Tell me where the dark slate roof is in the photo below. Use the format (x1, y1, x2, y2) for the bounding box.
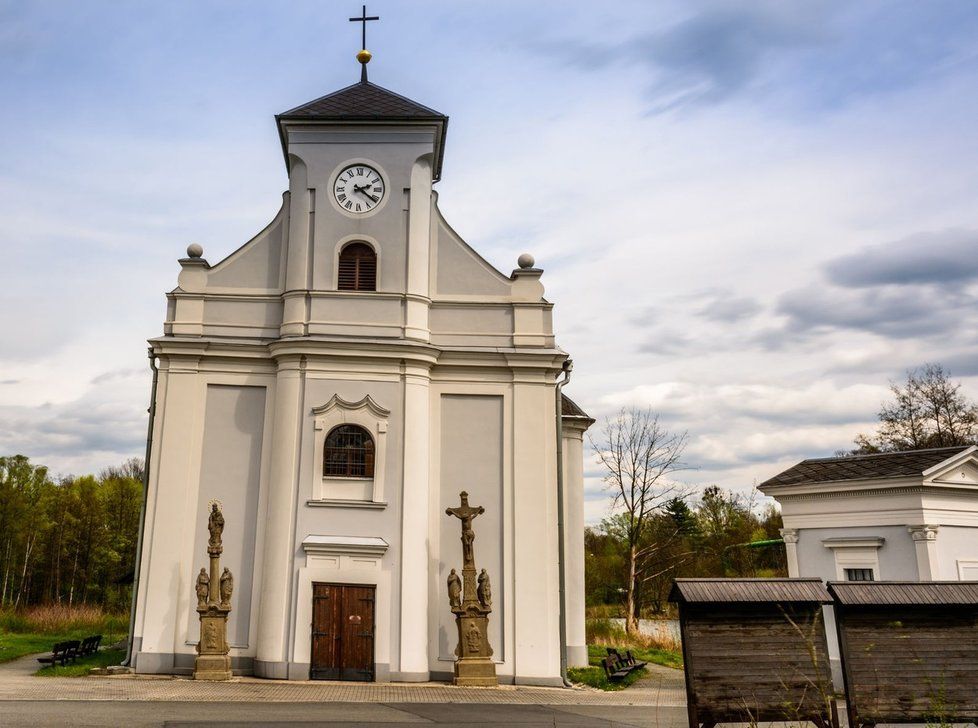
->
(669, 578, 832, 604)
(829, 581, 978, 607)
(278, 80, 446, 121)
(759, 446, 972, 488)
(560, 394, 593, 421)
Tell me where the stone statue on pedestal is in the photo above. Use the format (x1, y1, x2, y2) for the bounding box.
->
(477, 569, 492, 610)
(220, 567, 234, 608)
(195, 569, 210, 609)
(193, 502, 232, 681)
(207, 503, 224, 551)
(447, 569, 462, 609)
(445, 491, 498, 686)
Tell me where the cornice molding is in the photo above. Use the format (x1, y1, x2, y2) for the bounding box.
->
(301, 534, 389, 557)
(311, 394, 390, 419)
(777, 486, 924, 502)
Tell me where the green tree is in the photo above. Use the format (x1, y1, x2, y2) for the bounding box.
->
(0, 455, 143, 609)
(853, 363, 978, 453)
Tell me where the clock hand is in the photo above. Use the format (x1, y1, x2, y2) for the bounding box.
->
(353, 186, 379, 203)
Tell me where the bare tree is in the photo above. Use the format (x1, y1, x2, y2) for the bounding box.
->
(589, 407, 688, 633)
(853, 364, 978, 453)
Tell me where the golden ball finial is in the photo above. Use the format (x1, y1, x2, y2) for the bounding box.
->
(357, 49, 372, 64)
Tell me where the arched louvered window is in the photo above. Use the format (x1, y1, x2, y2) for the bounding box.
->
(323, 424, 375, 478)
(337, 242, 377, 291)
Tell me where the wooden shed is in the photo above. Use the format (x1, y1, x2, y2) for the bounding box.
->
(669, 578, 837, 728)
(828, 581, 978, 727)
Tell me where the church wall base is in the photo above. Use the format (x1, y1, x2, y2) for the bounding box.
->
(429, 670, 562, 687)
(391, 669, 427, 682)
(254, 659, 289, 679)
(567, 644, 588, 668)
(134, 652, 254, 676)
(514, 675, 566, 687)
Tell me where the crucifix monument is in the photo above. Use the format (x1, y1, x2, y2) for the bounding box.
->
(445, 491, 497, 686)
(193, 502, 233, 680)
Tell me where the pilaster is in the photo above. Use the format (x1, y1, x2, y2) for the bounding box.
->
(561, 420, 589, 668)
(404, 157, 432, 341)
(398, 361, 432, 679)
(134, 359, 201, 672)
(908, 524, 940, 581)
(254, 355, 304, 677)
(781, 528, 800, 577)
(281, 161, 311, 337)
(512, 368, 560, 683)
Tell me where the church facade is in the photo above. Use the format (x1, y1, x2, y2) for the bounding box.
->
(130, 65, 592, 685)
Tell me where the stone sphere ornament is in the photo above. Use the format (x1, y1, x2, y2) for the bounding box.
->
(187, 243, 204, 259)
(517, 253, 535, 269)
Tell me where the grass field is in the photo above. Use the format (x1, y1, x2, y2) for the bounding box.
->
(35, 648, 126, 677)
(567, 618, 684, 691)
(0, 605, 128, 664)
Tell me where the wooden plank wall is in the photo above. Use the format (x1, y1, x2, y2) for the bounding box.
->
(839, 607, 978, 722)
(683, 605, 834, 723)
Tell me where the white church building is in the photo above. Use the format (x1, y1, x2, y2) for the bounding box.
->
(129, 55, 592, 684)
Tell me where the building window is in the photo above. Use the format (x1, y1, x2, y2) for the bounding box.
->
(323, 425, 375, 478)
(844, 568, 875, 582)
(337, 242, 377, 291)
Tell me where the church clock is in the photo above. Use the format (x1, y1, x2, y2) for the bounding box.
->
(333, 163, 386, 213)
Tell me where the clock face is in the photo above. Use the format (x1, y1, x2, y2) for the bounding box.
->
(333, 164, 385, 214)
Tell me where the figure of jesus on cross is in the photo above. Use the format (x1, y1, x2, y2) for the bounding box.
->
(446, 491, 484, 571)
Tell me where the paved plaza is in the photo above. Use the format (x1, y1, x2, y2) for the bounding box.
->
(0, 654, 687, 727)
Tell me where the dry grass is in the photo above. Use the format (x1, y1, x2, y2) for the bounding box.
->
(586, 617, 682, 654)
(0, 604, 128, 637)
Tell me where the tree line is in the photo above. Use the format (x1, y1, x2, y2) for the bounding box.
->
(0, 456, 143, 612)
(589, 363, 978, 632)
(586, 407, 786, 630)
(584, 480, 785, 626)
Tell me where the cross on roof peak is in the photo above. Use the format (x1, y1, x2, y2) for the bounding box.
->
(349, 5, 380, 83)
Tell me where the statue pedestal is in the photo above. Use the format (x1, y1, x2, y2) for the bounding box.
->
(194, 606, 232, 680)
(452, 610, 497, 687)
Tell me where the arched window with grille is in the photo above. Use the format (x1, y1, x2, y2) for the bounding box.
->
(323, 424, 375, 478)
(337, 242, 377, 291)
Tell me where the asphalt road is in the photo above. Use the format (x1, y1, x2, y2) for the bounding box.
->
(0, 701, 690, 727)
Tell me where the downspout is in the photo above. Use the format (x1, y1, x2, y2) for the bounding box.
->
(122, 348, 158, 667)
(555, 358, 573, 687)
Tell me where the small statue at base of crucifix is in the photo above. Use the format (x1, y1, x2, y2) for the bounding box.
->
(193, 502, 233, 681)
(445, 491, 498, 687)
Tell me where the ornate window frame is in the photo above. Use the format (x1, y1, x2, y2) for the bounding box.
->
(310, 395, 389, 507)
(823, 537, 883, 581)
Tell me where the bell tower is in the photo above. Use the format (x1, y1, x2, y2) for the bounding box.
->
(274, 31, 448, 342)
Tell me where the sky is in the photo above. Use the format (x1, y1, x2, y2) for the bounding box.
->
(1, 1, 978, 524)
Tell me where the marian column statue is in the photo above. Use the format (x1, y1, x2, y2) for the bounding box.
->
(445, 491, 497, 686)
(193, 502, 232, 681)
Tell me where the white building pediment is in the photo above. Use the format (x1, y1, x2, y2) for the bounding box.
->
(923, 446, 978, 487)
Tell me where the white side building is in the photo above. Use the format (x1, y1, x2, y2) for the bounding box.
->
(129, 64, 593, 684)
(759, 445, 978, 583)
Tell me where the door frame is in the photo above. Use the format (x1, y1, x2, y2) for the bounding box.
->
(310, 581, 376, 682)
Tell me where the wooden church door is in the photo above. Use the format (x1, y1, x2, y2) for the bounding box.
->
(311, 583, 375, 681)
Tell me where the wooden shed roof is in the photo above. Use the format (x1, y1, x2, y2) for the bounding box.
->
(828, 581, 978, 606)
(669, 578, 832, 604)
